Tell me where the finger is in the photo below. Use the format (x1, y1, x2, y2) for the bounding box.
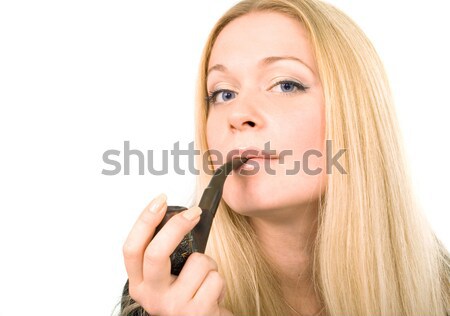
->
(122, 193, 168, 285)
(142, 206, 202, 284)
(171, 252, 219, 301)
(191, 270, 225, 306)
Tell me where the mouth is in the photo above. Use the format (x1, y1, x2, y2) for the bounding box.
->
(230, 146, 278, 159)
(228, 146, 279, 170)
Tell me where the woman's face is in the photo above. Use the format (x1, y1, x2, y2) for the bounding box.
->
(206, 12, 326, 218)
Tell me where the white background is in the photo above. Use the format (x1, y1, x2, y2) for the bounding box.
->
(0, 1, 448, 315)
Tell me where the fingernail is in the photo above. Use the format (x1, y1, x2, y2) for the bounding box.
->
(182, 206, 202, 221)
(149, 193, 167, 213)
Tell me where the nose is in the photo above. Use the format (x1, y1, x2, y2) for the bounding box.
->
(227, 93, 264, 132)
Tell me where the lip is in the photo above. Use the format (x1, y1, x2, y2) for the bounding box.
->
(229, 146, 278, 162)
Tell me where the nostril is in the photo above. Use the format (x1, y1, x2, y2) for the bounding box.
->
(245, 121, 256, 127)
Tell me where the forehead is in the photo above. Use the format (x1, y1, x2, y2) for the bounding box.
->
(208, 11, 316, 73)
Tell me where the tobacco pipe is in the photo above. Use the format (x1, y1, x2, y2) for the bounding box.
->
(121, 157, 248, 312)
(155, 156, 248, 275)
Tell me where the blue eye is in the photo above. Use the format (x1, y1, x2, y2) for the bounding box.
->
(280, 82, 296, 92)
(272, 80, 308, 94)
(206, 89, 237, 105)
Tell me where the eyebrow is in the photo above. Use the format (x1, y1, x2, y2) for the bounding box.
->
(207, 55, 315, 77)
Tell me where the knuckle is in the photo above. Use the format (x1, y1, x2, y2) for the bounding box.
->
(189, 252, 207, 264)
(208, 256, 219, 271)
(129, 284, 160, 314)
(207, 270, 224, 286)
(122, 242, 139, 259)
(143, 245, 161, 266)
(127, 284, 141, 302)
(139, 212, 154, 225)
(188, 252, 203, 260)
(188, 253, 218, 271)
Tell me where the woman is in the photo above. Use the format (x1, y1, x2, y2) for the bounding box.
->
(119, 0, 450, 315)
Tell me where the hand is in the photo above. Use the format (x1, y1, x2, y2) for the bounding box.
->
(123, 193, 234, 316)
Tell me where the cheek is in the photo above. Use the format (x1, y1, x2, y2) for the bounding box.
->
(206, 106, 228, 137)
(276, 105, 326, 184)
(284, 106, 325, 154)
(205, 114, 216, 149)
(206, 112, 228, 167)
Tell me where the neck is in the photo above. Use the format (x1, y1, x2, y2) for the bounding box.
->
(248, 201, 324, 316)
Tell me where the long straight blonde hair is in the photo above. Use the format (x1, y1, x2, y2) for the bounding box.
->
(193, 0, 449, 315)
(119, 0, 449, 315)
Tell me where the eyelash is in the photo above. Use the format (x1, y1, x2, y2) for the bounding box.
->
(273, 80, 309, 94)
(205, 89, 233, 105)
(205, 80, 309, 105)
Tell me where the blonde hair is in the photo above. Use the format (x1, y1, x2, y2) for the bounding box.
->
(119, 0, 450, 315)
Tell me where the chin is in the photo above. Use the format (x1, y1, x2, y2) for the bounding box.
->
(222, 180, 325, 218)
(222, 188, 284, 216)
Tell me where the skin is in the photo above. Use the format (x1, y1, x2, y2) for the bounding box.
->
(122, 11, 326, 316)
(123, 195, 233, 316)
(206, 12, 327, 315)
